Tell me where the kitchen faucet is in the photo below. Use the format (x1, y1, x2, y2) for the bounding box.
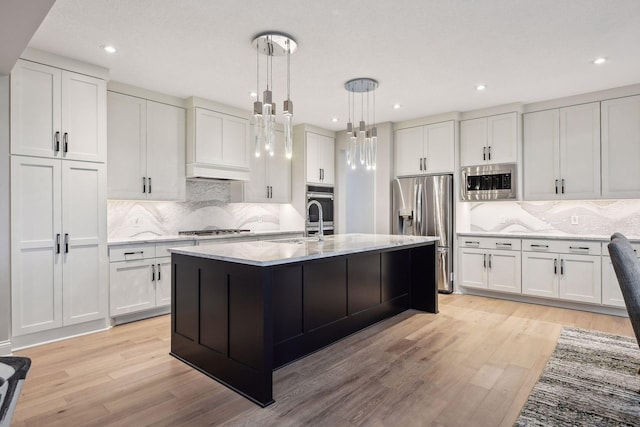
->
(306, 200, 324, 241)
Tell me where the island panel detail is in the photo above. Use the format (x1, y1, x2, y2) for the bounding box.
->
(170, 239, 436, 407)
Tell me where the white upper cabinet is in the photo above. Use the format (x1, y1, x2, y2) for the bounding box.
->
(460, 112, 518, 166)
(241, 127, 291, 203)
(11, 60, 106, 162)
(306, 132, 335, 185)
(186, 106, 250, 180)
(395, 121, 454, 176)
(523, 103, 600, 200)
(107, 92, 185, 201)
(601, 95, 640, 198)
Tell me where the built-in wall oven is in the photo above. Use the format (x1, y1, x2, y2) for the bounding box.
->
(461, 163, 517, 201)
(306, 185, 334, 236)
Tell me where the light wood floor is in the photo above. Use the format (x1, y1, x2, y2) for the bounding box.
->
(11, 294, 635, 427)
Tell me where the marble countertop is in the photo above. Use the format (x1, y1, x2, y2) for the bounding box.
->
(170, 233, 439, 267)
(456, 231, 640, 242)
(108, 230, 305, 246)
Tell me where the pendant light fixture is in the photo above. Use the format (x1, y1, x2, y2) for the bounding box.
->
(252, 32, 297, 159)
(345, 78, 378, 171)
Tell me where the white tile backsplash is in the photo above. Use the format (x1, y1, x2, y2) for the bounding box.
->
(466, 200, 640, 237)
(108, 180, 303, 239)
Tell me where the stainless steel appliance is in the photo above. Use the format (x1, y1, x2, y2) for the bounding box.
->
(306, 185, 334, 237)
(392, 175, 453, 293)
(460, 163, 517, 201)
(178, 228, 251, 236)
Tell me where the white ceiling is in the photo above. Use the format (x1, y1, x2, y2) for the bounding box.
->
(26, 0, 640, 131)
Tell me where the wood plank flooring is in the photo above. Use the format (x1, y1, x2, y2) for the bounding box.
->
(11, 294, 635, 426)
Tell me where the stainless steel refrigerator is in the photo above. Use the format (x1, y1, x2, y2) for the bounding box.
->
(392, 175, 453, 293)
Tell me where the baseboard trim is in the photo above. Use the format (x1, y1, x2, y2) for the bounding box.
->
(0, 340, 12, 355)
(461, 287, 629, 317)
(11, 318, 111, 351)
(111, 306, 170, 326)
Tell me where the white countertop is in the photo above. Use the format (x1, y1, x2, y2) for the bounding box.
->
(169, 233, 439, 267)
(108, 229, 305, 246)
(457, 231, 640, 242)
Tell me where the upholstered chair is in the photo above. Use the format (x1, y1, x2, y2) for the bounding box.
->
(608, 233, 640, 362)
(0, 357, 31, 427)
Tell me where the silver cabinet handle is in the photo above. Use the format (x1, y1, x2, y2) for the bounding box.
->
(561, 179, 565, 194)
(483, 146, 486, 161)
(423, 157, 427, 170)
(419, 158, 423, 171)
(157, 263, 161, 281)
(63, 132, 69, 153)
(148, 177, 152, 194)
(465, 240, 480, 247)
(569, 246, 590, 253)
(64, 233, 69, 253)
(496, 242, 512, 248)
(555, 179, 559, 194)
(270, 186, 273, 198)
(54, 131, 60, 153)
(487, 146, 491, 160)
(151, 264, 156, 282)
(554, 258, 557, 274)
(488, 254, 492, 269)
(142, 177, 146, 194)
(483, 253, 487, 268)
(531, 244, 549, 248)
(560, 259, 565, 275)
(266, 186, 270, 198)
(124, 251, 144, 256)
(56, 234, 61, 254)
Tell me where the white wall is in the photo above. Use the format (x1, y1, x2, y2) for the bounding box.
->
(336, 122, 393, 235)
(0, 75, 11, 352)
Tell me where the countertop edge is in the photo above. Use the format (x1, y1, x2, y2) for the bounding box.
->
(170, 236, 438, 267)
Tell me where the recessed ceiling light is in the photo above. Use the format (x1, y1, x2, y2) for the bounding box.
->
(393, 104, 401, 109)
(593, 57, 607, 65)
(101, 45, 117, 54)
(249, 92, 257, 98)
(476, 84, 487, 91)
(331, 117, 339, 123)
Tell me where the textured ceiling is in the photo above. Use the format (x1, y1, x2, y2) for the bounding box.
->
(27, 0, 640, 130)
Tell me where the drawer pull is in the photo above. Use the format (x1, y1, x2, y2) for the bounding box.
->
(569, 246, 590, 252)
(496, 242, 512, 247)
(465, 241, 480, 246)
(531, 244, 549, 249)
(124, 251, 144, 256)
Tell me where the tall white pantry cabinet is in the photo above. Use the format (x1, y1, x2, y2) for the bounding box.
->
(10, 58, 108, 339)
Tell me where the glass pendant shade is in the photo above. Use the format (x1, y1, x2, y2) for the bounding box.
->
(370, 126, 378, 170)
(253, 101, 263, 158)
(284, 99, 293, 159)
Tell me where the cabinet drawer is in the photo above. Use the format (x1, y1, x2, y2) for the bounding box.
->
(458, 236, 520, 250)
(522, 239, 601, 255)
(156, 240, 195, 257)
(109, 243, 155, 262)
(602, 241, 640, 256)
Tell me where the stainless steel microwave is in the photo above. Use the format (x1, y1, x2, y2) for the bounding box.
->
(461, 163, 517, 201)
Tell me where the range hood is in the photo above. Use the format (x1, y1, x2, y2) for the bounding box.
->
(186, 163, 249, 181)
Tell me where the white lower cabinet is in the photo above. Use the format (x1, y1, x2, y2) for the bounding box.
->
(600, 240, 640, 308)
(522, 240, 601, 304)
(109, 241, 194, 317)
(458, 237, 522, 294)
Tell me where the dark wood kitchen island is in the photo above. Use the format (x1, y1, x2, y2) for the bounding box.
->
(169, 233, 439, 406)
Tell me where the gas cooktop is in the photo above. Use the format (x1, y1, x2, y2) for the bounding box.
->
(178, 229, 251, 236)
